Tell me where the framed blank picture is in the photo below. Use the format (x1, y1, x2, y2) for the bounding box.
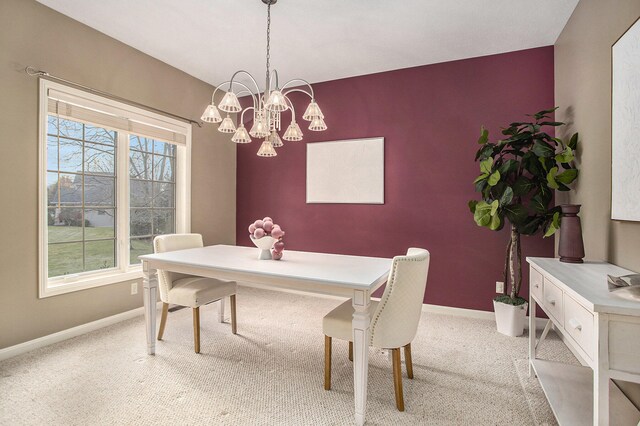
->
(306, 137, 384, 204)
(612, 17, 640, 221)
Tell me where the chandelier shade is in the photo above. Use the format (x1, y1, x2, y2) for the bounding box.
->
(218, 91, 242, 113)
(302, 101, 324, 121)
(201, 0, 327, 156)
(309, 117, 328, 131)
(283, 121, 303, 141)
(257, 139, 277, 157)
(231, 124, 252, 143)
(270, 130, 284, 148)
(249, 114, 270, 138)
(218, 116, 237, 133)
(201, 104, 222, 123)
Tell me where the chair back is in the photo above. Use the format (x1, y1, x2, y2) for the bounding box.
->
(370, 248, 430, 349)
(153, 233, 203, 302)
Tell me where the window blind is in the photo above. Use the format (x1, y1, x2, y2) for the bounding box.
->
(47, 89, 188, 145)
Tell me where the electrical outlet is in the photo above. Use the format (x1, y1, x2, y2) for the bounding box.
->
(496, 281, 504, 293)
(131, 282, 138, 295)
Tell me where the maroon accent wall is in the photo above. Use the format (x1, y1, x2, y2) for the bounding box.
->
(236, 46, 555, 312)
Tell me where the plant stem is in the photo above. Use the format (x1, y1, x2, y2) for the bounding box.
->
(509, 225, 522, 300)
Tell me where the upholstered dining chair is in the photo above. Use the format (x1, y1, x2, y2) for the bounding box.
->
(153, 233, 238, 353)
(322, 248, 430, 411)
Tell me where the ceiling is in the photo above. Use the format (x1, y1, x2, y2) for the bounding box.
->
(37, 0, 579, 90)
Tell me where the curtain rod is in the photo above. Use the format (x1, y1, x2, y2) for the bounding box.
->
(25, 66, 202, 127)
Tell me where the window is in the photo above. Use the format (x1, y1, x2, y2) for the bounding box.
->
(39, 80, 191, 297)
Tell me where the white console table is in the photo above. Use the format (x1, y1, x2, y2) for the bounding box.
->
(527, 257, 640, 426)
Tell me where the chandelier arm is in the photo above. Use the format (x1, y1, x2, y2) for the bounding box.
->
(281, 79, 315, 99)
(283, 94, 296, 120)
(240, 106, 256, 124)
(282, 87, 314, 100)
(268, 69, 280, 91)
(229, 70, 262, 97)
(211, 80, 258, 110)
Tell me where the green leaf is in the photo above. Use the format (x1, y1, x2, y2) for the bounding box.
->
(568, 132, 579, 150)
(531, 193, 549, 214)
(498, 159, 518, 176)
(499, 186, 513, 207)
(539, 121, 565, 126)
(555, 147, 574, 164)
(490, 200, 499, 216)
(546, 166, 559, 189)
(490, 213, 502, 231)
(480, 157, 493, 174)
(556, 169, 578, 184)
(504, 204, 528, 225)
(532, 140, 555, 157)
(513, 176, 536, 196)
(488, 170, 501, 186)
(473, 173, 489, 184)
(534, 107, 559, 120)
(475, 144, 493, 161)
(473, 201, 492, 227)
(468, 200, 478, 214)
(544, 212, 561, 237)
(477, 126, 489, 145)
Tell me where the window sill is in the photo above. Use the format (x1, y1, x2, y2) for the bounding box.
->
(40, 268, 144, 298)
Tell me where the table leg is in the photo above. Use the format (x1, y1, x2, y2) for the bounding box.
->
(218, 297, 225, 323)
(594, 313, 610, 425)
(142, 261, 158, 355)
(352, 289, 371, 426)
(529, 296, 537, 377)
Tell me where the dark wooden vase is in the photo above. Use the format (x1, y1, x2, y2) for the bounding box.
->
(558, 204, 585, 263)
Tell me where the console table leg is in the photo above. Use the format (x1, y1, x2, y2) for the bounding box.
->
(352, 289, 371, 426)
(529, 297, 537, 377)
(594, 313, 610, 425)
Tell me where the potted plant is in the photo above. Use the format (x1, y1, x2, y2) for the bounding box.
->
(469, 107, 579, 336)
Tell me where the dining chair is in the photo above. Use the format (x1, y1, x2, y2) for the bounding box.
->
(153, 233, 238, 353)
(322, 248, 430, 411)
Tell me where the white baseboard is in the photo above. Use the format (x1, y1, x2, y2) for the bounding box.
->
(0, 302, 162, 362)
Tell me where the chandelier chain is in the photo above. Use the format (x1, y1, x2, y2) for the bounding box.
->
(265, 3, 271, 89)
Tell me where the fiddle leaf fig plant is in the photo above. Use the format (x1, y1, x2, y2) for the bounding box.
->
(469, 107, 579, 305)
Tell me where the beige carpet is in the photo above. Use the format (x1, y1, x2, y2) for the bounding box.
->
(0, 287, 577, 425)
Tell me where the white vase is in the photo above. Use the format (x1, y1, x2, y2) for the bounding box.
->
(250, 236, 277, 260)
(493, 300, 528, 337)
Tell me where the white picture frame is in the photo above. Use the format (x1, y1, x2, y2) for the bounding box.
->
(306, 137, 384, 204)
(612, 17, 640, 221)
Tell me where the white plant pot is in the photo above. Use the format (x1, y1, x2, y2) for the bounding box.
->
(493, 300, 528, 337)
(250, 236, 277, 260)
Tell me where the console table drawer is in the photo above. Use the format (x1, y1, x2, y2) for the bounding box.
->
(563, 294, 594, 359)
(542, 278, 564, 326)
(530, 267, 543, 302)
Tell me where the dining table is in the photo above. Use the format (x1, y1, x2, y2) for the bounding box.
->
(140, 244, 391, 426)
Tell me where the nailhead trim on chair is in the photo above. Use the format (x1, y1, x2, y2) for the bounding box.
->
(369, 254, 428, 346)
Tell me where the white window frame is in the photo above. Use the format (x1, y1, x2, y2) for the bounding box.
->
(39, 80, 191, 298)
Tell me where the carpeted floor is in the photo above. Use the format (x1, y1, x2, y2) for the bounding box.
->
(0, 287, 578, 425)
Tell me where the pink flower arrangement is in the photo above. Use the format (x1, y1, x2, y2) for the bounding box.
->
(248, 216, 285, 260)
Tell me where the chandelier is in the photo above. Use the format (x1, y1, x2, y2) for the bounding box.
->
(201, 0, 327, 157)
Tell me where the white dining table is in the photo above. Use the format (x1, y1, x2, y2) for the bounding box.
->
(140, 244, 391, 426)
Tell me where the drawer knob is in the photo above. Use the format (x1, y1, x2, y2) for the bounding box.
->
(546, 298, 556, 306)
(568, 318, 582, 331)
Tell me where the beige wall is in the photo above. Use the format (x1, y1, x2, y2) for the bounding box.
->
(0, 0, 236, 349)
(555, 0, 640, 272)
(555, 0, 640, 408)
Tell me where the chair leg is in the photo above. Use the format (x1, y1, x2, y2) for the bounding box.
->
(157, 302, 169, 340)
(392, 348, 405, 411)
(348, 341, 353, 361)
(230, 295, 237, 335)
(193, 307, 200, 354)
(404, 343, 414, 379)
(324, 335, 332, 390)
